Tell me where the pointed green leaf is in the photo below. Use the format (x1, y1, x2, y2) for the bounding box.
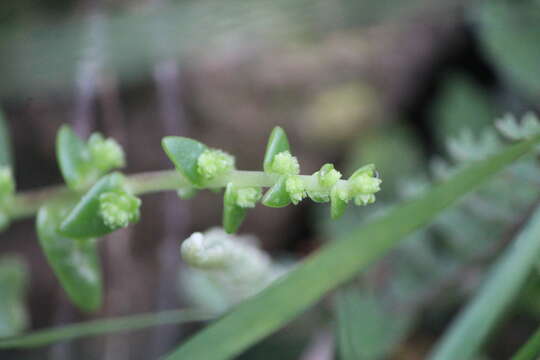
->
(0, 110, 12, 168)
(261, 176, 291, 208)
(37, 205, 102, 312)
(164, 134, 540, 360)
(60, 172, 127, 238)
(263, 127, 290, 173)
(56, 125, 93, 190)
(0, 256, 28, 337)
(222, 183, 247, 234)
(330, 187, 348, 219)
(162, 137, 208, 187)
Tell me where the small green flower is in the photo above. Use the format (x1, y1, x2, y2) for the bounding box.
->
(0, 167, 15, 203)
(197, 149, 235, 181)
(269, 151, 300, 175)
(316, 163, 342, 188)
(349, 173, 381, 195)
(236, 187, 262, 208)
(88, 133, 126, 172)
(285, 175, 306, 205)
(354, 193, 376, 206)
(99, 191, 141, 229)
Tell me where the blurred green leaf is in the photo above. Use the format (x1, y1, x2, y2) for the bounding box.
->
(37, 204, 102, 312)
(431, 73, 496, 144)
(56, 125, 92, 190)
(0, 110, 12, 168)
(263, 126, 290, 173)
(162, 137, 207, 187)
(428, 203, 540, 360)
(223, 183, 247, 233)
(262, 176, 291, 208)
(475, 0, 540, 97)
(512, 325, 540, 360)
(164, 134, 540, 360)
(0, 308, 213, 348)
(0, 256, 28, 338)
(335, 286, 411, 360)
(60, 172, 125, 238)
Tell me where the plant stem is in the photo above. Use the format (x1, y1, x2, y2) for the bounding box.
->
(8, 169, 348, 221)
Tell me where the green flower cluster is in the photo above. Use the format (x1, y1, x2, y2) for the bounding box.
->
(163, 126, 381, 233)
(99, 190, 141, 230)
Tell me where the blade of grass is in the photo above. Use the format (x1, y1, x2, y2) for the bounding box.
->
(0, 308, 213, 348)
(0, 109, 12, 167)
(512, 326, 540, 360)
(428, 204, 540, 360)
(164, 135, 540, 360)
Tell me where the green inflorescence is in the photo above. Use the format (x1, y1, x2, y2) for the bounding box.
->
(88, 133, 126, 173)
(269, 151, 300, 176)
(285, 175, 307, 205)
(99, 191, 141, 230)
(197, 149, 235, 181)
(236, 188, 262, 208)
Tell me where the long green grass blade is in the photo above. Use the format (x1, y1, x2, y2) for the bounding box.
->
(165, 135, 540, 360)
(512, 326, 540, 360)
(429, 204, 540, 360)
(0, 110, 12, 168)
(0, 308, 213, 348)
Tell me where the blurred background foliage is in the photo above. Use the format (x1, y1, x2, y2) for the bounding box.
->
(1, 0, 540, 359)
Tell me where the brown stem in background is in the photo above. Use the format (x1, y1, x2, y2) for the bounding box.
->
(149, 0, 191, 355)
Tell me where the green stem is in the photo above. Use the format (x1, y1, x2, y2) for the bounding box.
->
(8, 169, 348, 221)
(0, 308, 214, 348)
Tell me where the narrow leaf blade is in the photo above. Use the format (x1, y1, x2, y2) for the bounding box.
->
(0, 110, 12, 168)
(37, 205, 102, 312)
(162, 137, 207, 187)
(165, 135, 540, 360)
(428, 204, 540, 360)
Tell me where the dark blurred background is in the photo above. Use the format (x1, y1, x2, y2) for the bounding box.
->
(1, 0, 540, 359)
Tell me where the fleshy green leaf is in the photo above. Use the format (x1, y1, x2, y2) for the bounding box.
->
(56, 125, 93, 190)
(0, 256, 28, 337)
(60, 172, 131, 238)
(164, 134, 540, 360)
(162, 136, 208, 187)
(56, 125, 125, 190)
(37, 205, 102, 312)
(0, 110, 12, 168)
(428, 204, 540, 360)
(263, 127, 290, 173)
(261, 176, 291, 208)
(330, 187, 348, 219)
(222, 183, 247, 234)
